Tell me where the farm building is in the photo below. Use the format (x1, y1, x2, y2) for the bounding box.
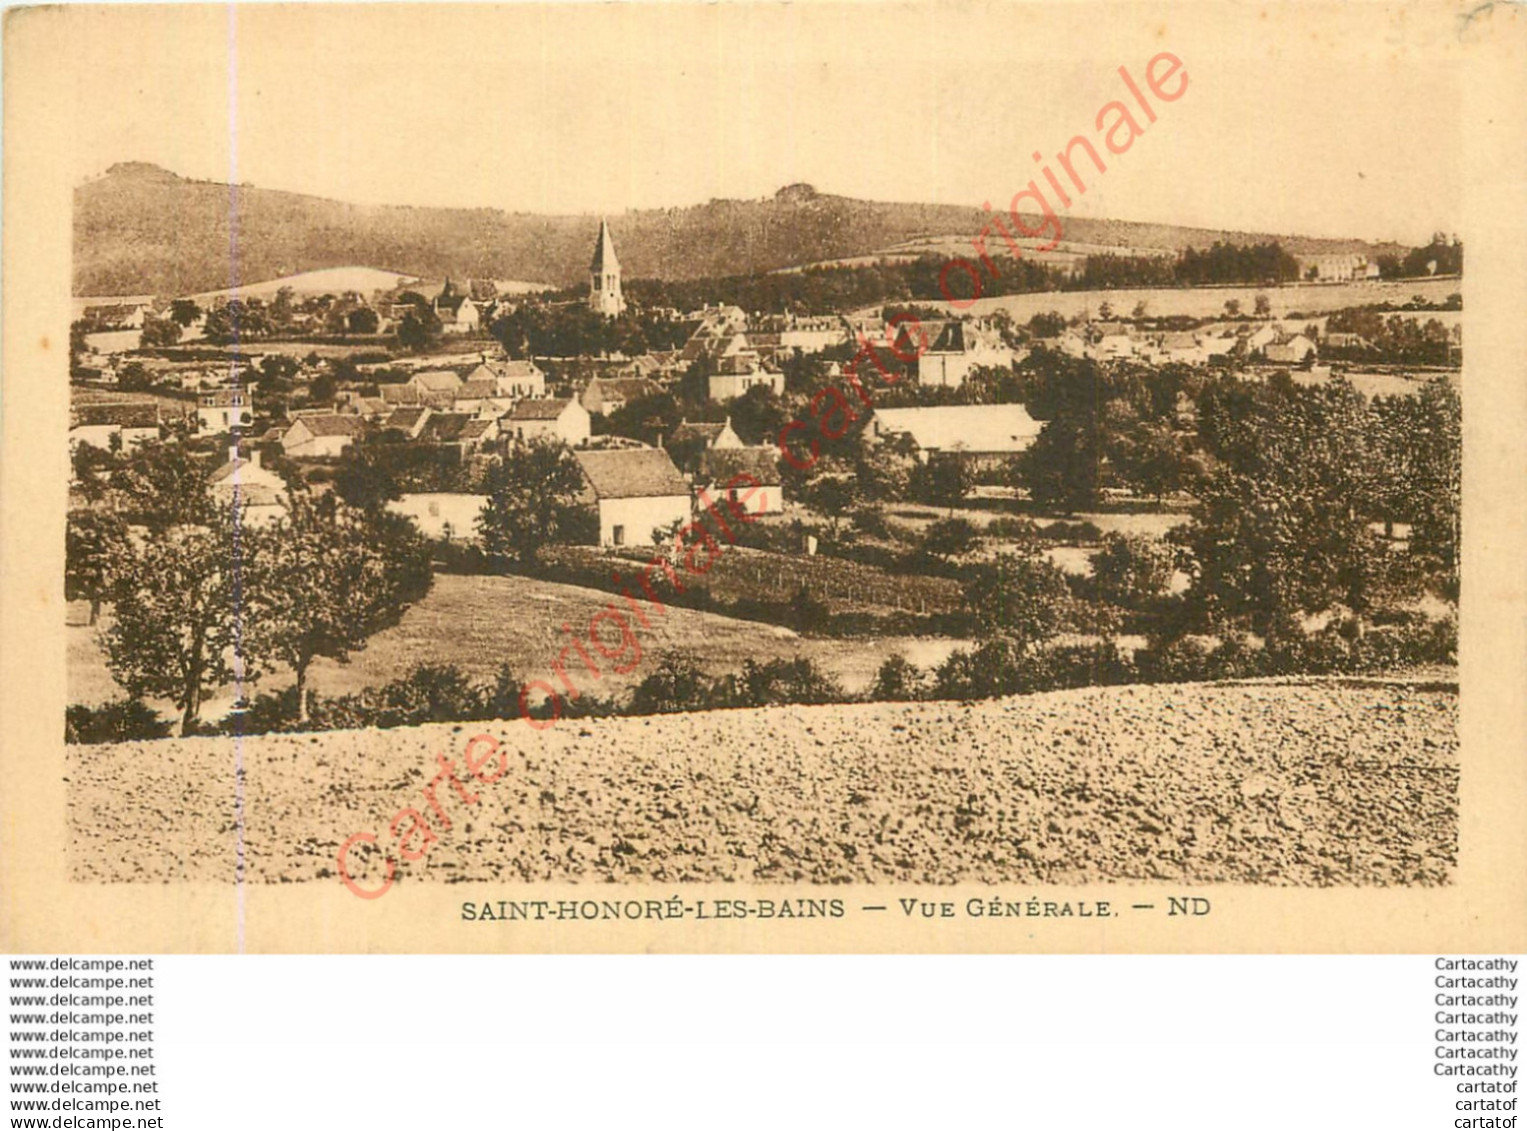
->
(698, 447, 786, 516)
(868, 404, 1043, 465)
(409, 370, 464, 406)
(466, 358, 546, 399)
(433, 284, 480, 334)
(504, 397, 591, 446)
(281, 413, 365, 458)
(68, 401, 160, 452)
(420, 412, 499, 455)
(573, 447, 692, 547)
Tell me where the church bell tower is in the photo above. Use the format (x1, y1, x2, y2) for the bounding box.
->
(588, 218, 625, 318)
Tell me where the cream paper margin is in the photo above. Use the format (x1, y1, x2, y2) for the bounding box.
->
(1, 1, 1523, 955)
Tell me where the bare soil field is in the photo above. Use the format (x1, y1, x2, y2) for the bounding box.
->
(66, 679, 1457, 888)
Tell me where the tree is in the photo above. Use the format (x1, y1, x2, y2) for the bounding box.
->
(1131, 300, 1149, 320)
(1091, 532, 1175, 609)
(796, 459, 860, 538)
(1116, 420, 1189, 503)
(1223, 299, 1242, 318)
(102, 519, 238, 733)
(140, 315, 182, 348)
(1097, 301, 1114, 321)
(964, 549, 1071, 649)
(347, 306, 380, 335)
(117, 361, 153, 393)
(922, 516, 981, 562)
(1253, 293, 1272, 319)
(65, 510, 128, 625)
(169, 299, 203, 328)
(112, 441, 215, 530)
(243, 496, 433, 723)
(477, 439, 590, 565)
(397, 308, 443, 353)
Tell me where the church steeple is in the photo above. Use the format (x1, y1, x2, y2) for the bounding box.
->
(588, 218, 625, 318)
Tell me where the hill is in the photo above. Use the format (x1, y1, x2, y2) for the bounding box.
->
(74, 163, 1413, 298)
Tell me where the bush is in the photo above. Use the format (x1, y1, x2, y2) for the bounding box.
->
(922, 516, 982, 560)
(65, 699, 172, 744)
(628, 655, 720, 715)
(1091, 532, 1175, 609)
(873, 654, 927, 701)
(735, 657, 843, 707)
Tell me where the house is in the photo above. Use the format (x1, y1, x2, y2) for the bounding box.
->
(1309, 253, 1379, 282)
(408, 370, 464, 406)
(867, 404, 1044, 466)
(1147, 331, 1211, 366)
(1264, 334, 1317, 366)
(1088, 329, 1138, 362)
(670, 418, 742, 451)
(916, 321, 1013, 386)
(707, 354, 785, 402)
(420, 412, 499, 455)
(68, 401, 160, 452)
(450, 379, 509, 417)
(465, 358, 545, 399)
(380, 383, 425, 408)
(580, 376, 663, 416)
(281, 413, 366, 458)
(197, 388, 254, 433)
(433, 283, 480, 335)
(573, 448, 692, 547)
(206, 448, 288, 527)
(698, 447, 785, 516)
(381, 406, 433, 440)
(80, 302, 149, 329)
(387, 493, 489, 541)
(503, 397, 592, 446)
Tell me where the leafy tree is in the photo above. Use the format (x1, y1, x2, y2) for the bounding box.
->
(243, 496, 433, 723)
(397, 308, 443, 353)
(964, 549, 1071, 649)
(65, 510, 128, 625)
(1091, 532, 1175, 609)
(796, 459, 860, 538)
(477, 438, 590, 565)
(1223, 299, 1242, 319)
(169, 299, 203, 328)
(922, 516, 981, 561)
(628, 654, 717, 714)
(1115, 420, 1189, 503)
(347, 306, 381, 335)
(872, 654, 926, 701)
(102, 518, 239, 733)
(309, 370, 337, 404)
(140, 315, 182, 348)
(726, 385, 789, 446)
(1253, 293, 1272, 319)
(117, 361, 153, 393)
(112, 441, 214, 530)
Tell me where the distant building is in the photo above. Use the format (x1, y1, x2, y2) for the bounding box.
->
(867, 404, 1043, 466)
(573, 447, 691, 547)
(433, 282, 480, 335)
(698, 447, 785, 516)
(1263, 334, 1317, 366)
(581, 376, 663, 416)
(198, 388, 254, 433)
(408, 370, 464, 406)
(206, 449, 288, 527)
(708, 354, 785, 402)
(670, 418, 742, 451)
(420, 412, 499, 455)
(588, 219, 625, 318)
(382, 406, 433, 440)
(68, 401, 160, 452)
(465, 358, 546, 399)
(281, 413, 365, 458)
(388, 493, 489, 541)
(917, 321, 1013, 386)
(504, 396, 591, 446)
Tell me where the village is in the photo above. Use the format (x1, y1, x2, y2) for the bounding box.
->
(65, 216, 1463, 740)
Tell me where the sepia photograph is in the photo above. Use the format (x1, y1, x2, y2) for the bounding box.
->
(4, 0, 1522, 959)
(50, 4, 1469, 906)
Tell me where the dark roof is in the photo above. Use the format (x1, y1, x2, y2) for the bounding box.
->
(588, 376, 661, 401)
(670, 420, 725, 444)
(290, 414, 365, 438)
(384, 407, 430, 430)
(455, 379, 499, 401)
(422, 413, 476, 442)
(589, 219, 620, 275)
(699, 447, 783, 487)
(574, 448, 689, 500)
(381, 384, 424, 405)
(508, 397, 574, 421)
(73, 402, 160, 429)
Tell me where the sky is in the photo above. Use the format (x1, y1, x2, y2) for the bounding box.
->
(48, 2, 1463, 246)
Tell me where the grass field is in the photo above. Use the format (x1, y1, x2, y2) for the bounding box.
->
(67, 573, 968, 722)
(901, 276, 1461, 324)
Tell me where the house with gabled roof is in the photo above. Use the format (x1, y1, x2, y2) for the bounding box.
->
(465, 358, 546, 399)
(381, 406, 432, 440)
(197, 388, 254, 433)
(421, 412, 499, 455)
(281, 413, 366, 458)
(698, 447, 785, 516)
(504, 396, 591, 446)
(868, 404, 1043, 467)
(581, 376, 663, 416)
(432, 281, 480, 335)
(916, 320, 1013, 387)
(707, 354, 784, 402)
(206, 448, 288, 527)
(408, 369, 464, 406)
(573, 447, 692, 547)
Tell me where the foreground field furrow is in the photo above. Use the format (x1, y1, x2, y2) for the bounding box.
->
(66, 680, 1458, 888)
